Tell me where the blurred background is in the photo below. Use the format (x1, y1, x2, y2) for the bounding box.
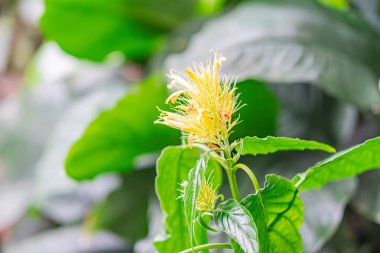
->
(0, 0, 380, 252)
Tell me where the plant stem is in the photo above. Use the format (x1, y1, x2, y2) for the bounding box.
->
(233, 163, 260, 193)
(227, 169, 240, 201)
(179, 243, 232, 253)
(221, 139, 241, 201)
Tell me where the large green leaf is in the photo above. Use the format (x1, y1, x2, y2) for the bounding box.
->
(214, 199, 259, 253)
(301, 179, 357, 252)
(237, 136, 335, 156)
(294, 137, 380, 190)
(154, 146, 222, 252)
(166, 0, 380, 109)
(41, 0, 197, 61)
(230, 80, 278, 140)
(241, 175, 304, 253)
(65, 74, 179, 180)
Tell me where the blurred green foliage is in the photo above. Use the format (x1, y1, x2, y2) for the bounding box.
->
(1, 0, 380, 252)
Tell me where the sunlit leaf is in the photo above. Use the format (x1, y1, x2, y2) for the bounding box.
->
(238, 136, 335, 156)
(241, 175, 304, 253)
(183, 151, 212, 247)
(65, 74, 179, 180)
(294, 137, 380, 190)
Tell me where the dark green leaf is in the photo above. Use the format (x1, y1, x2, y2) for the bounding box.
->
(65, 74, 179, 180)
(214, 199, 259, 253)
(237, 136, 335, 156)
(92, 169, 155, 241)
(166, 0, 380, 109)
(351, 170, 380, 224)
(41, 0, 198, 61)
(301, 179, 357, 252)
(352, 0, 380, 32)
(294, 137, 380, 190)
(231, 80, 278, 140)
(154, 146, 222, 252)
(241, 175, 304, 253)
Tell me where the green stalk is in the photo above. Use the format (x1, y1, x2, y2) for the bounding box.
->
(223, 139, 241, 201)
(179, 243, 232, 253)
(233, 163, 260, 193)
(226, 169, 240, 201)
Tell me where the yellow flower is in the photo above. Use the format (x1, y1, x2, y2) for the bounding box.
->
(196, 177, 219, 212)
(155, 50, 241, 148)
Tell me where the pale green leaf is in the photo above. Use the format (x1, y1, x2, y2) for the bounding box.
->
(294, 137, 380, 190)
(65, 74, 179, 180)
(214, 199, 259, 253)
(238, 136, 335, 156)
(183, 151, 211, 247)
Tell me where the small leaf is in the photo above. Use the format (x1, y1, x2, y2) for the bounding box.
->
(155, 146, 222, 252)
(241, 175, 304, 253)
(214, 199, 259, 253)
(237, 136, 335, 156)
(294, 137, 380, 190)
(65, 74, 179, 180)
(183, 151, 212, 247)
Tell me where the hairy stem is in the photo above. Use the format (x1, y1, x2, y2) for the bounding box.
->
(233, 163, 261, 193)
(179, 243, 232, 253)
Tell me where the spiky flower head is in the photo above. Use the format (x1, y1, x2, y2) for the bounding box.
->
(155, 50, 241, 148)
(196, 177, 219, 213)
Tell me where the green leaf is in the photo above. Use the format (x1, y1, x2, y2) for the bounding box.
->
(154, 146, 222, 252)
(166, 0, 380, 109)
(294, 137, 380, 190)
(237, 136, 335, 156)
(241, 175, 304, 253)
(231, 80, 278, 140)
(41, 0, 198, 61)
(65, 74, 180, 180)
(318, 0, 349, 10)
(214, 199, 259, 253)
(183, 151, 212, 247)
(92, 169, 154, 241)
